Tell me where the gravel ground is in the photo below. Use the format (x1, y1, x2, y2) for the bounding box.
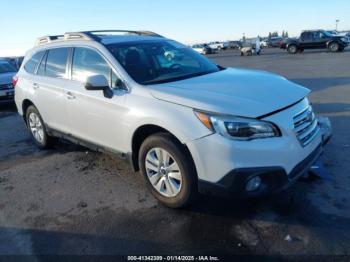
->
(0, 48, 350, 258)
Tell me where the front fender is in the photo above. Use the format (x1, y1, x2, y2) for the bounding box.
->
(123, 94, 213, 153)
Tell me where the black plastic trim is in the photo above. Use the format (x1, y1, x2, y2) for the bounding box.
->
(46, 127, 130, 162)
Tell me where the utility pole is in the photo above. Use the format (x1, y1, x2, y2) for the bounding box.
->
(335, 19, 340, 31)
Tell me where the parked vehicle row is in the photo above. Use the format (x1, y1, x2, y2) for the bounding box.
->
(191, 41, 231, 54)
(14, 30, 331, 208)
(191, 44, 216, 55)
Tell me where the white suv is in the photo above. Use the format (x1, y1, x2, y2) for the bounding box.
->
(208, 41, 228, 50)
(14, 30, 331, 208)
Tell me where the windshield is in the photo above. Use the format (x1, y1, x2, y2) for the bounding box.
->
(106, 40, 220, 85)
(0, 61, 16, 74)
(324, 31, 336, 37)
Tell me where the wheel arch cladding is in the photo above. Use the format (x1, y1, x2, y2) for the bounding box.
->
(22, 99, 35, 122)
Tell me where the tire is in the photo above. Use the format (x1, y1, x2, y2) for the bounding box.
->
(139, 133, 197, 208)
(25, 105, 57, 149)
(329, 42, 339, 52)
(287, 45, 298, 54)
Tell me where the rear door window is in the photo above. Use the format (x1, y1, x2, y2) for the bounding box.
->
(23, 51, 45, 74)
(45, 48, 69, 78)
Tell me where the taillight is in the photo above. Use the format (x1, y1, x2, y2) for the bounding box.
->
(12, 75, 18, 88)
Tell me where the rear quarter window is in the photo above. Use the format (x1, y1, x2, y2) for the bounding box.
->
(23, 51, 45, 74)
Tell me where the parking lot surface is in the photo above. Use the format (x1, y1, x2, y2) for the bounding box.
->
(0, 48, 350, 257)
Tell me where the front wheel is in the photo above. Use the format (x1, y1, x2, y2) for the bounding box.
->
(139, 133, 197, 208)
(26, 105, 57, 149)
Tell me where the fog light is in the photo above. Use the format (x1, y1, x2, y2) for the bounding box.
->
(245, 176, 262, 192)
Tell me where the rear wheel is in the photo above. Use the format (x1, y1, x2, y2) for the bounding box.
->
(139, 133, 197, 208)
(329, 42, 339, 52)
(25, 105, 57, 149)
(287, 44, 298, 54)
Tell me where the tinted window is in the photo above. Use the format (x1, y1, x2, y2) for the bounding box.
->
(24, 51, 45, 74)
(45, 48, 69, 78)
(72, 47, 122, 89)
(301, 32, 313, 40)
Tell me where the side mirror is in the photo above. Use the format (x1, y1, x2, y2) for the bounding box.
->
(85, 75, 113, 98)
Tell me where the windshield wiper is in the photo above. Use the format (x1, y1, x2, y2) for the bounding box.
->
(143, 71, 216, 85)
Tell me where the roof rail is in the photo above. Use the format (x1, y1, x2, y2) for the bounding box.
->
(64, 32, 94, 41)
(35, 30, 163, 46)
(35, 32, 94, 46)
(81, 30, 164, 39)
(35, 35, 64, 46)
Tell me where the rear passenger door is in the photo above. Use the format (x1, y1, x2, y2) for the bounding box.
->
(65, 47, 128, 151)
(34, 47, 71, 132)
(300, 32, 314, 48)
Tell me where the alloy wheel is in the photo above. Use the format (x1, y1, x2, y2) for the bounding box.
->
(145, 147, 182, 197)
(28, 112, 44, 144)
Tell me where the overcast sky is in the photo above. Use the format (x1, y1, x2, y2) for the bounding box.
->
(1, 0, 349, 56)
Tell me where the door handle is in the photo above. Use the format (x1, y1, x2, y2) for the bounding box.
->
(66, 91, 76, 100)
(33, 83, 39, 90)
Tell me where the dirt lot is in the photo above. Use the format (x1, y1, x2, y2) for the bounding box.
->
(0, 48, 350, 258)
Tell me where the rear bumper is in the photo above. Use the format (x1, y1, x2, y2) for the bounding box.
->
(0, 94, 15, 105)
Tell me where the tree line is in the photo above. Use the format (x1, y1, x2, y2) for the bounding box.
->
(268, 31, 289, 39)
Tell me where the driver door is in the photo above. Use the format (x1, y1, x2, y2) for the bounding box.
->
(65, 47, 128, 152)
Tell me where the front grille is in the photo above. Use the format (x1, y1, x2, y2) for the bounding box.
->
(293, 105, 320, 147)
(0, 83, 13, 90)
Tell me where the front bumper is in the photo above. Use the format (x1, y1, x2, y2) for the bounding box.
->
(198, 143, 324, 198)
(187, 98, 332, 198)
(195, 116, 331, 198)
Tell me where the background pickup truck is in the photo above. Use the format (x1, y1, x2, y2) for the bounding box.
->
(284, 30, 349, 54)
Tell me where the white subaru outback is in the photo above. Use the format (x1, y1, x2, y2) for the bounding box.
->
(14, 30, 331, 208)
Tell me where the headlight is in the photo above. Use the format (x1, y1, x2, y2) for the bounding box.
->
(194, 110, 281, 140)
(341, 37, 348, 42)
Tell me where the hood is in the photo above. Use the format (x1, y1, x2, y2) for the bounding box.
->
(148, 68, 309, 118)
(0, 72, 16, 85)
